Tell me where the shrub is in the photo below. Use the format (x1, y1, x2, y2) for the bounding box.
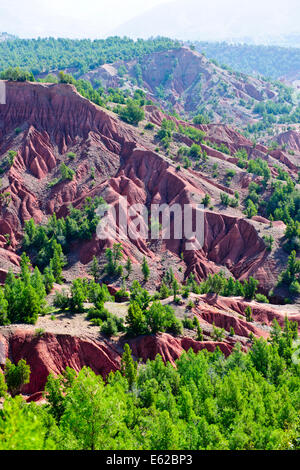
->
(4, 359, 30, 397)
(255, 294, 269, 304)
(119, 100, 145, 125)
(53, 289, 70, 311)
(182, 315, 195, 330)
(60, 163, 75, 181)
(211, 323, 226, 341)
(100, 317, 118, 337)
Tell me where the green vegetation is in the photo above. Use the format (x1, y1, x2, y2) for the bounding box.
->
(0, 254, 47, 325)
(1, 322, 300, 450)
(104, 243, 123, 278)
(141, 257, 150, 281)
(278, 250, 300, 295)
(4, 359, 30, 397)
(220, 192, 239, 208)
(125, 281, 181, 336)
(0, 37, 180, 76)
(119, 99, 145, 125)
(23, 196, 104, 271)
(194, 41, 300, 80)
(0, 67, 34, 82)
(185, 272, 259, 301)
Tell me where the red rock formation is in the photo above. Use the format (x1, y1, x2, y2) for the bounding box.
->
(0, 330, 121, 394)
(0, 329, 234, 394)
(277, 130, 300, 152)
(129, 333, 233, 364)
(0, 81, 293, 290)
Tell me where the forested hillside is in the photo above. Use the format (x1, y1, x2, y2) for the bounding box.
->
(192, 41, 300, 80)
(0, 36, 181, 75)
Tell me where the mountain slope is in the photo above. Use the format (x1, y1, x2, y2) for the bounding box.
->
(81, 46, 290, 127)
(0, 80, 297, 293)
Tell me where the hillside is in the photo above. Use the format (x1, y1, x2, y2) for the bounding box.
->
(79, 46, 296, 130)
(0, 80, 299, 299)
(0, 36, 181, 75)
(192, 41, 300, 81)
(0, 75, 299, 450)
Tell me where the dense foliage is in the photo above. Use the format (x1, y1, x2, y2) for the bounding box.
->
(0, 253, 48, 325)
(193, 41, 300, 80)
(0, 320, 299, 450)
(0, 37, 180, 76)
(23, 196, 104, 270)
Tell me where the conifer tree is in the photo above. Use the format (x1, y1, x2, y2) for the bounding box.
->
(125, 257, 132, 279)
(90, 256, 100, 282)
(120, 343, 137, 390)
(142, 257, 150, 282)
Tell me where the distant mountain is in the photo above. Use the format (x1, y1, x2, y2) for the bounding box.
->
(113, 0, 300, 45)
(191, 42, 300, 81)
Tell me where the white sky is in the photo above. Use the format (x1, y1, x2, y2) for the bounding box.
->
(0, 0, 298, 41)
(0, 0, 173, 38)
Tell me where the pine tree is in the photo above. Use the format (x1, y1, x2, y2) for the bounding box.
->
(141, 257, 150, 282)
(0, 287, 8, 325)
(245, 305, 253, 322)
(159, 281, 170, 299)
(90, 256, 100, 282)
(20, 252, 31, 285)
(125, 257, 132, 279)
(120, 343, 137, 390)
(4, 359, 30, 397)
(50, 241, 66, 284)
(172, 278, 180, 302)
(43, 266, 55, 294)
(126, 302, 145, 336)
(243, 277, 258, 300)
(196, 325, 204, 341)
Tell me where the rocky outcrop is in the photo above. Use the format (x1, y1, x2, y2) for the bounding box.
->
(0, 329, 233, 394)
(0, 81, 295, 291)
(0, 330, 121, 394)
(277, 130, 300, 152)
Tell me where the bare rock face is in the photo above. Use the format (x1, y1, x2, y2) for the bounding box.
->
(0, 330, 121, 394)
(0, 81, 295, 291)
(0, 290, 298, 395)
(0, 330, 234, 394)
(277, 130, 300, 152)
(128, 333, 233, 364)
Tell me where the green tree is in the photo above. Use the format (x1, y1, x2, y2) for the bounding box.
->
(119, 100, 145, 126)
(125, 257, 132, 278)
(50, 241, 66, 284)
(120, 343, 137, 390)
(142, 257, 150, 282)
(69, 279, 86, 312)
(245, 305, 253, 322)
(104, 243, 123, 277)
(90, 256, 100, 282)
(159, 281, 170, 299)
(243, 277, 258, 300)
(4, 359, 30, 397)
(0, 287, 9, 325)
(126, 302, 146, 336)
(60, 162, 75, 181)
(172, 278, 180, 302)
(59, 368, 126, 450)
(0, 372, 7, 397)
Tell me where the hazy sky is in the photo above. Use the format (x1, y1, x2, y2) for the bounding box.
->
(0, 0, 172, 38)
(0, 0, 299, 41)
